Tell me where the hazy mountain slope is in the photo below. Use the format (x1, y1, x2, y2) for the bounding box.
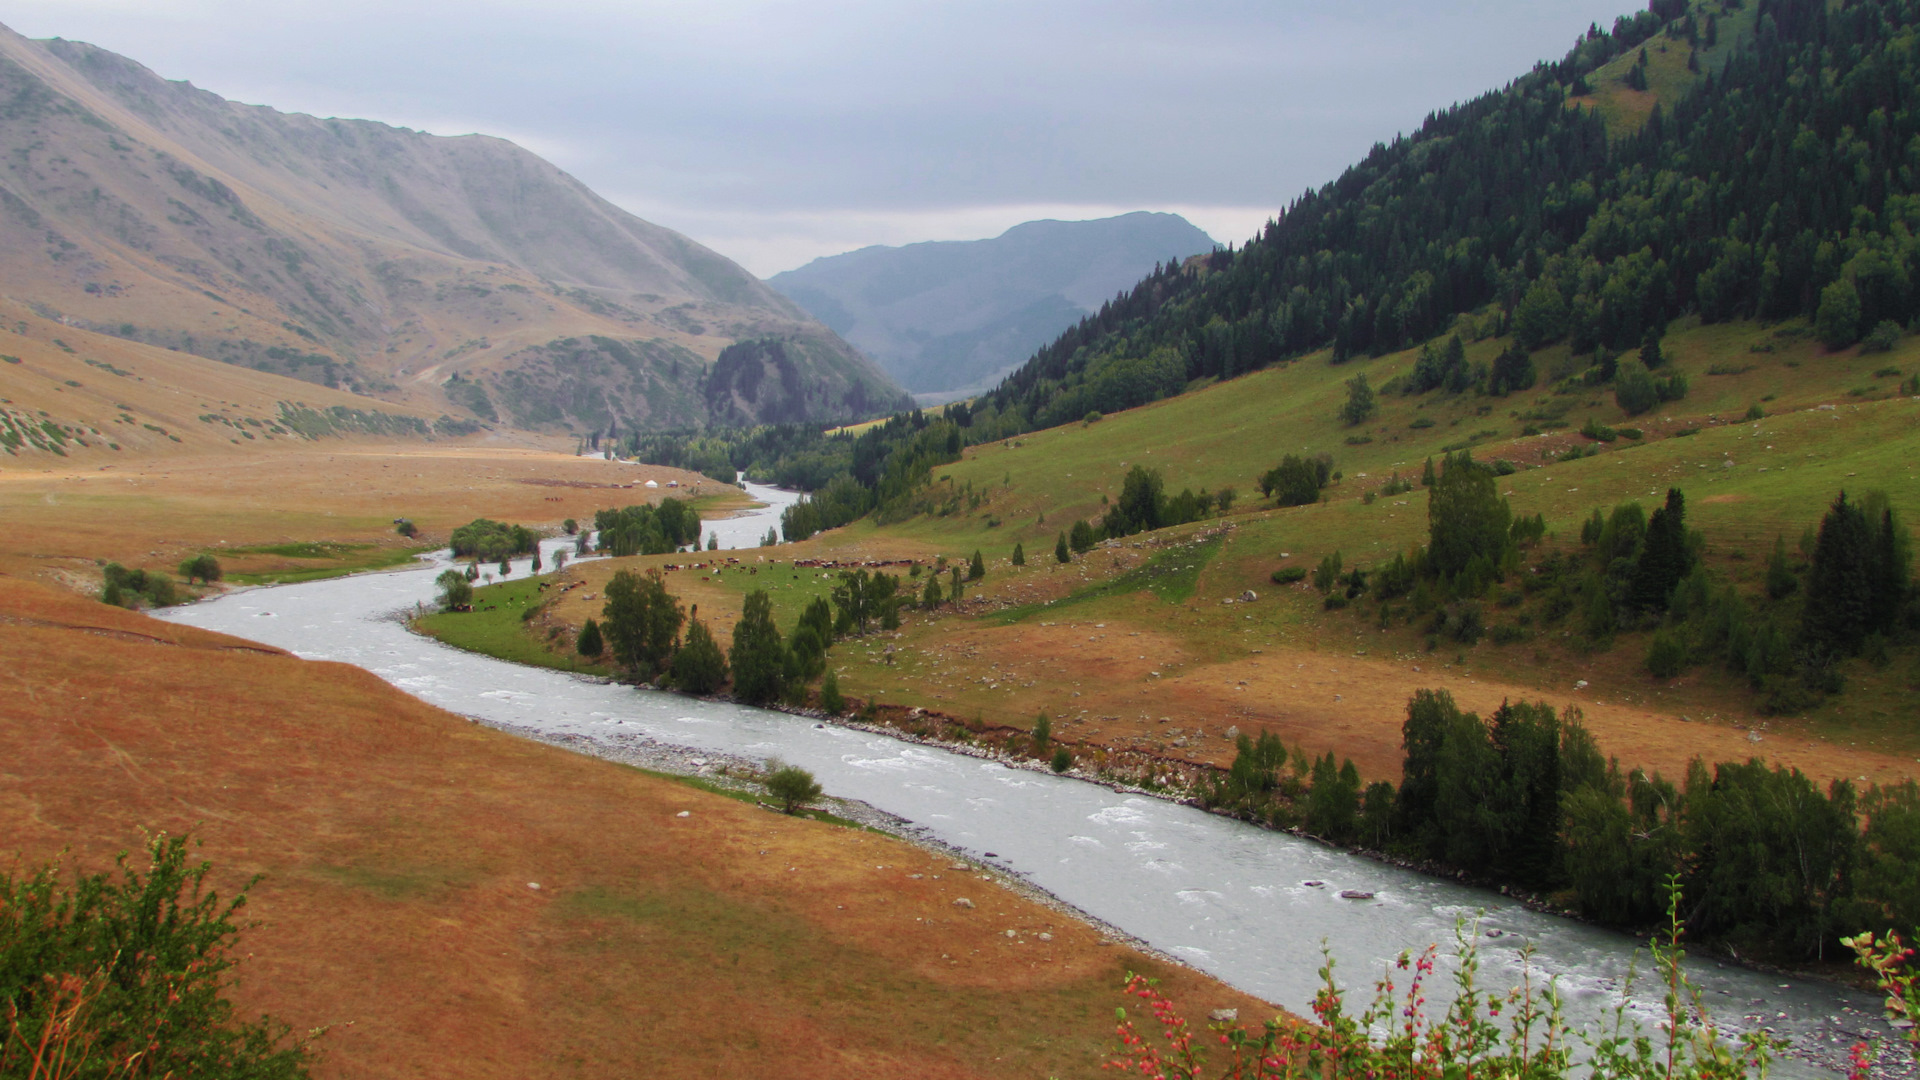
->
(768, 212, 1215, 395)
(0, 24, 907, 433)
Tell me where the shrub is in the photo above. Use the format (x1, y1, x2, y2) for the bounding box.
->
(1050, 746, 1072, 773)
(764, 764, 823, 814)
(394, 519, 418, 538)
(1031, 713, 1052, 753)
(1861, 320, 1903, 354)
(0, 835, 315, 1080)
(1270, 567, 1307, 585)
(177, 553, 222, 585)
(1646, 630, 1688, 678)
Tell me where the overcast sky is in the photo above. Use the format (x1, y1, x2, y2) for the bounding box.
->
(8, 1, 1632, 276)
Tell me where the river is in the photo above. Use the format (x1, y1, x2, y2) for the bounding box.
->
(156, 481, 1893, 1077)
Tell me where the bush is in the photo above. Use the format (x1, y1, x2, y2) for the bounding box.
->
(449, 518, 536, 560)
(101, 563, 180, 608)
(765, 764, 823, 814)
(1646, 630, 1688, 678)
(1050, 746, 1072, 773)
(394, 519, 418, 538)
(179, 549, 223, 584)
(1860, 319, 1902, 354)
(1270, 567, 1307, 585)
(1031, 713, 1052, 753)
(0, 834, 315, 1080)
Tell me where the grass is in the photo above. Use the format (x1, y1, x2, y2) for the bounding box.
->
(415, 575, 615, 675)
(2, 574, 1270, 1080)
(226, 543, 431, 585)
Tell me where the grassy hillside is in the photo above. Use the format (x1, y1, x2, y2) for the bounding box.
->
(0, 575, 1270, 1080)
(525, 313, 1920, 805)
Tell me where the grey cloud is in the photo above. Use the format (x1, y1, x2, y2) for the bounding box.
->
(9, 1, 1632, 272)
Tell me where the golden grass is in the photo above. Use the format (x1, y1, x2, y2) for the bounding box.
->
(0, 575, 1273, 1079)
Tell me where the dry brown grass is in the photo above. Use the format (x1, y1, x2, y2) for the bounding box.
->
(0, 575, 1274, 1079)
(0, 437, 740, 585)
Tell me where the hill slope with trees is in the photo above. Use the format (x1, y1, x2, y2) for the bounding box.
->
(970, 0, 1915, 435)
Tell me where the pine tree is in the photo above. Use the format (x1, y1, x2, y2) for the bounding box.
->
(728, 590, 788, 705)
(819, 669, 846, 715)
(1055, 532, 1070, 563)
(921, 573, 944, 610)
(968, 550, 985, 580)
(671, 618, 728, 693)
(1628, 488, 1691, 612)
(576, 617, 604, 658)
(1420, 456, 1436, 488)
(1011, 542, 1026, 566)
(1339, 372, 1376, 426)
(1031, 712, 1051, 753)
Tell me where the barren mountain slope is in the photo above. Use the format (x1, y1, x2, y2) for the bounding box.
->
(0, 24, 906, 433)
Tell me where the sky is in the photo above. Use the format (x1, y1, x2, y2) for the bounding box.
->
(7, 1, 1633, 277)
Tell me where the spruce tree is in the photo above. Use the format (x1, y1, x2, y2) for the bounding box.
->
(1011, 542, 1026, 566)
(728, 589, 788, 705)
(672, 618, 728, 693)
(1628, 488, 1691, 612)
(1055, 532, 1070, 563)
(819, 669, 846, 714)
(968, 550, 985, 580)
(576, 617, 604, 658)
(922, 573, 943, 610)
(1804, 493, 1875, 654)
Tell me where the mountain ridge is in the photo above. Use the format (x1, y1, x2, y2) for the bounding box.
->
(0, 24, 908, 433)
(769, 211, 1215, 395)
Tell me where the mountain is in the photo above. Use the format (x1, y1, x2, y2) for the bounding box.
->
(975, 0, 1915, 432)
(0, 24, 908, 434)
(767, 212, 1215, 397)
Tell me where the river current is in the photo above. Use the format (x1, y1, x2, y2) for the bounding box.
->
(156, 481, 1892, 1076)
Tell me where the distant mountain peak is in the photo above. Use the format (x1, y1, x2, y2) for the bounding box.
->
(768, 212, 1215, 395)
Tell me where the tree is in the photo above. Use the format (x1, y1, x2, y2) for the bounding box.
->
(819, 669, 847, 715)
(765, 764, 823, 814)
(436, 569, 473, 612)
(576, 617, 604, 657)
(1050, 745, 1072, 773)
(1613, 357, 1660, 416)
(1011, 542, 1026, 566)
(395, 519, 418, 538)
(968, 550, 985, 580)
(1427, 453, 1511, 580)
(1069, 518, 1100, 552)
(178, 554, 222, 585)
(1628, 488, 1692, 612)
(1639, 328, 1666, 369)
(707, 532, 719, 551)
(562, 518, 578, 535)
(530, 547, 543, 574)
(1339, 372, 1377, 426)
(921, 573, 944, 610)
(1055, 532, 1070, 563)
(1305, 753, 1362, 843)
(1511, 281, 1568, 351)
(729, 590, 788, 705)
(672, 618, 728, 693)
(1488, 344, 1536, 395)
(1031, 713, 1052, 753)
(1260, 454, 1330, 507)
(498, 554, 512, 576)
(601, 568, 684, 677)
(831, 570, 901, 636)
(1816, 277, 1863, 349)
(553, 548, 569, 572)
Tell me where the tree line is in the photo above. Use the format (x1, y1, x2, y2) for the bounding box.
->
(1209, 688, 1917, 961)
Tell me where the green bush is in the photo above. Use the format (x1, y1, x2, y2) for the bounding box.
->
(765, 764, 823, 814)
(1860, 319, 1902, 354)
(1270, 567, 1307, 585)
(0, 834, 314, 1080)
(1646, 630, 1688, 678)
(1050, 746, 1072, 773)
(576, 617, 604, 657)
